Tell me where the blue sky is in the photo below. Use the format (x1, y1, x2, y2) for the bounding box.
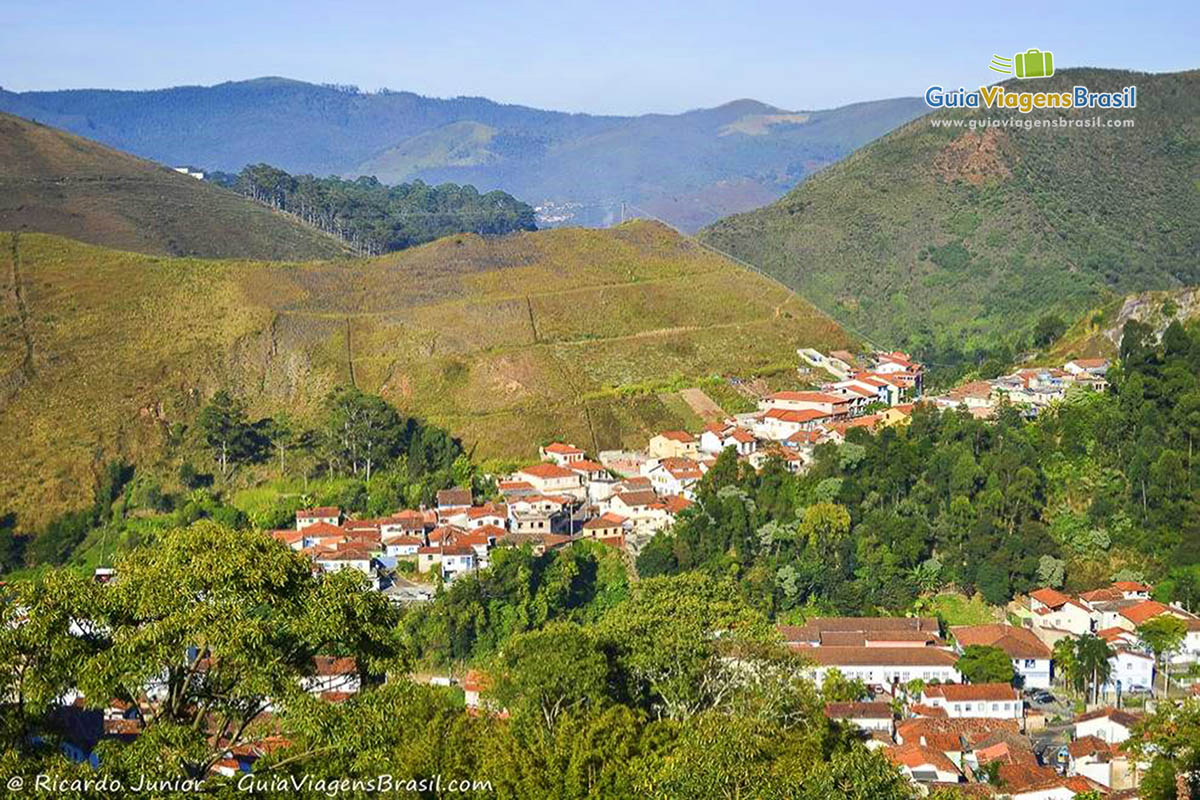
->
(3, 1, 1196, 114)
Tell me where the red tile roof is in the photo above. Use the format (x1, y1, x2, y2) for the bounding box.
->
(795, 646, 958, 667)
(517, 462, 579, 480)
(1119, 600, 1172, 626)
(923, 683, 1019, 703)
(950, 624, 1051, 659)
(297, 507, 340, 518)
(1067, 735, 1111, 759)
(884, 742, 960, 775)
(1029, 587, 1072, 609)
(313, 656, 357, 676)
(661, 495, 693, 514)
(763, 407, 830, 423)
(542, 442, 584, 455)
(656, 430, 696, 443)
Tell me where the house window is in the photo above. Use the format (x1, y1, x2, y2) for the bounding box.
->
(991, 703, 998, 711)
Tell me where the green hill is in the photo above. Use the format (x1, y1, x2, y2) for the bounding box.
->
(0, 113, 348, 259)
(0, 222, 853, 524)
(701, 68, 1200, 356)
(0, 79, 928, 231)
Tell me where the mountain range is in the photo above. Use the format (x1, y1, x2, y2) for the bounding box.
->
(701, 68, 1200, 354)
(0, 78, 928, 231)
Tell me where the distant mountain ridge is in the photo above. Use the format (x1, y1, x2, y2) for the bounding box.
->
(0, 78, 928, 231)
(701, 68, 1200, 356)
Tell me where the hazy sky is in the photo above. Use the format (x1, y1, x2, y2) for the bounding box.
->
(3, 1, 1196, 115)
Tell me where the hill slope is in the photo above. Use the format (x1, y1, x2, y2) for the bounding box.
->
(1048, 285, 1200, 361)
(0, 79, 928, 231)
(701, 68, 1200, 353)
(0, 113, 349, 259)
(0, 222, 853, 524)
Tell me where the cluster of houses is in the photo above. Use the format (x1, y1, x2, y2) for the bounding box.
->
(263, 353, 926, 592)
(930, 358, 1110, 419)
(787, 612, 1161, 797)
(1024, 581, 1200, 694)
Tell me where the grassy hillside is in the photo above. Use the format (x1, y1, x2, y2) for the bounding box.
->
(0, 79, 928, 231)
(0, 113, 348, 259)
(701, 68, 1200, 354)
(0, 222, 853, 524)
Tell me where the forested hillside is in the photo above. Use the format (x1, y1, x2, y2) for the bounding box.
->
(0, 78, 928, 230)
(639, 317, 1200, 616)
(208, 165, 536, 255)
(702, 68, 1200, 366)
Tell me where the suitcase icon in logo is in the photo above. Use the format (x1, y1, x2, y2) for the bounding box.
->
(1014, 49, 1054, 79)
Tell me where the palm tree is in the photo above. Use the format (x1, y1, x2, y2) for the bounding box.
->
(1052, 637, 1076, 694)
(1074, 634, 1114, 705)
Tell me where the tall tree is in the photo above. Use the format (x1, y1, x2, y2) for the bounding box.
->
(956, 645, 1016, 685)
(196, 390, 254, 477)
(1138, 616, 1188, 699)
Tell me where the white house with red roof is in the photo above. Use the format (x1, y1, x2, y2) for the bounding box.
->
(313, 545, 374, 577)
(513, 462, 585, 500)
(761, 390, 853, 418)
(539, 442, 586, 466)
(296, 506, 341, 530)
(607, 489, 671, 533)
(1029, 588, 1095, 639)
(1063, 358, 1109, 376)
(1074, 707, 1143, 744)
(383, 536, 424, 558)
(757, 407, 831, 441)
(882, 743, 962, 784)
(699, 422, 758, 456)
(460, 504, 507, 530)
(644, 456, 705, 499)
(1102, 648, 1154, 696)
(581, 511, 629, 542)
(951, 624, 1053, 690)
(919, 684, 1023, 723)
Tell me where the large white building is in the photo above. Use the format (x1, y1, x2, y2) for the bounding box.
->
(798, 646, 961, 687)
(919, 683, 1023, 722)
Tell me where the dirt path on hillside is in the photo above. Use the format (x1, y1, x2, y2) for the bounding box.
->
(679, 387, 726, 421)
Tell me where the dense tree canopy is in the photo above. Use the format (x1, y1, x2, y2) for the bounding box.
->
(639, 319, 1200, 615)
(211, 166, 536, 255)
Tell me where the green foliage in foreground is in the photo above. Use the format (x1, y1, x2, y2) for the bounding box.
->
(0, 522, 921, 798)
